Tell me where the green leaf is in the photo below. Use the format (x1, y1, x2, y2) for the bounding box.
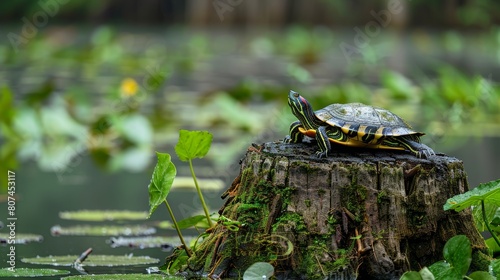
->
(419, 267, 436, 280)
(485, 237, 500, 253)
(0, 268, 70, 277)
(444, 179, 500, 212)
(62, 274, 182, 279)
(400, 271, 423, 280)
(50, 225, 155, 236)
(22, 255, 159, 267)
(428, 261, 461, 279)
(148, 152, 176, 217)
(442, 235, 471, 277)
(59, 210, 149, 221)
(243, 262, 274, 280)
(468, 271, 496, 280)
(490, 207, 500, 227)
(177, 215, 209, 229)
(473, 203, 498, 232)
(491, 259, 500, 277)
(174, 130, 213, 161)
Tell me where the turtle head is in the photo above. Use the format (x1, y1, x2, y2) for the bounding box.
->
(288, 90, 317, 129)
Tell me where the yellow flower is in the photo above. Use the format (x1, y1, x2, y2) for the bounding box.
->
(120, 78, 139, 97)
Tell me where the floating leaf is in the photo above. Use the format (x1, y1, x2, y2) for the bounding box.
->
(148, 152, 176, 217)
(0, 268, 70, 278)
(0, 233, 43, 244)
(22, 255, 159, 267)
(50, 225, 155, 236)
(243, 262, 274, 280)
(59, 210, 149, 221)
(171, 177, 224, 190)
(62, 274, 181, 279)
(107, 236, 193, 249)
(444, 179, 500, 212)
(174, 130, 213, 161)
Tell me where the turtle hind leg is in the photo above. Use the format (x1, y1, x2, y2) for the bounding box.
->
(388, 136, 435, 159)
(284, 121, 304, 144)
(315, 126, 332, 158)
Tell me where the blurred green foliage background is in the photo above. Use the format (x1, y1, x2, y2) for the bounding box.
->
(0, 0, 499, 193)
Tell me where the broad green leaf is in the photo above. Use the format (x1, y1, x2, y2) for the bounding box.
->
(468, 271, 496, 280)
(148, 152, 176, 217)
(428, 261, 461, 279)
(399, 271, 423, 280)
(472, 203, 498, 232)
(174, 130, 212, 161)
(22, 255, 159, 267)
(444, 179, 500, 212)
(442, 235, 471, 277)
(0, 268, 70, 277)
(243, 262, 274, 280)
(177, 215, 208, 229)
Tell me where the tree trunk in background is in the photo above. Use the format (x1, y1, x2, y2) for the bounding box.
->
(187, 142, 488, 279)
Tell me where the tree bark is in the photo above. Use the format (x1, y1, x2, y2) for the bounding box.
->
(186, 142, 488, 279)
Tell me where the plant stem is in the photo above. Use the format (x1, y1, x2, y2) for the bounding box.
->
(164, 200, 191, 257)
(189, 159, 214, 227)
(481, 200, 500, 249)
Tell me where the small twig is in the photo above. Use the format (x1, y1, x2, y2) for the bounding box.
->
(74, 248, 92, 265)
(315, 255, 326, 276)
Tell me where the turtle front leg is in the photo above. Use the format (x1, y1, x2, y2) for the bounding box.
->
(315, 126, 331, 158)
(284, 121, 304, 143)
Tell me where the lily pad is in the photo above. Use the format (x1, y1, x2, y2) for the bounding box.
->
(62, 274, 182, 279)
(0, 233, 43, 244)
(172, 177, 224, 190)
(59, 210, 149, 221)
(444, 179, 500, 212)
(51, 225, 156, 236)
(22, 254, 159, 267)
(0, 267, 70, 277)
(107, 236, 185, 249)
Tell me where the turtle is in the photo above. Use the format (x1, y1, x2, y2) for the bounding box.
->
(284, 90, 435, 158)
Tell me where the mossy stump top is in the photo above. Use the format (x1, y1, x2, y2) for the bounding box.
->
(188, 142, 487, 279)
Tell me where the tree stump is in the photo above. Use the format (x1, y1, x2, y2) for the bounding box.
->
(186, 142, 488, 279)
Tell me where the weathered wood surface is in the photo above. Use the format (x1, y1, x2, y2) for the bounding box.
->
(188, 142, 488, 279)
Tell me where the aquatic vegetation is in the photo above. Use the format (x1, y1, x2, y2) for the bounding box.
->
(22, 254, 159, 267)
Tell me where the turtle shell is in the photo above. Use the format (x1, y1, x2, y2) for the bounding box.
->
(314, 103, 423, 137)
